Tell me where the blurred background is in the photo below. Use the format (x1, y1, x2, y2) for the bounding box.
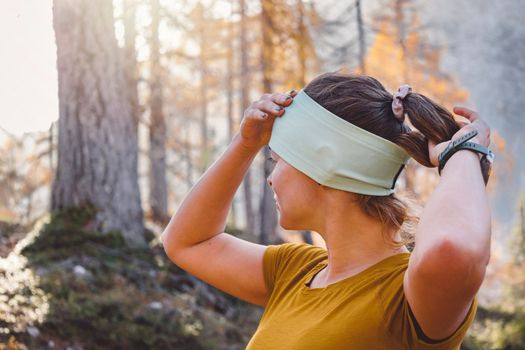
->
(0, 0, 524, 349)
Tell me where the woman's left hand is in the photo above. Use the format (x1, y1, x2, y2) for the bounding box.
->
(428, 106, 491, 167)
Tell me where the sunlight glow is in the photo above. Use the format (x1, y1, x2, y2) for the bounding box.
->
(0, 0, 58, 137)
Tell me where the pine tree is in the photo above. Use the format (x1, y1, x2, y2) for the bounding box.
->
(52, 0, 145, 247)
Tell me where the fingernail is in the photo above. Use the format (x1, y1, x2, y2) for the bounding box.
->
(285, 96, 292, 101)
(275, 106, 283, 111)
(290, 89, 296, 94)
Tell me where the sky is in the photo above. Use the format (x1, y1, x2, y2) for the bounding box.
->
(0, 0, 236, 138)
(0, 0, 58, 137)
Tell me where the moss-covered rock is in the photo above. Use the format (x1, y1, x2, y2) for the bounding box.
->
(3, 204, 262, 349)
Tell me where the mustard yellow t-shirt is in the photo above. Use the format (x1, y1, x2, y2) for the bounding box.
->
(246, 242, 477, 350)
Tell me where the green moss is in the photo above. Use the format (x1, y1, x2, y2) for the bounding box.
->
(22, 202, 126, 264)
(11, 204, 257, 349)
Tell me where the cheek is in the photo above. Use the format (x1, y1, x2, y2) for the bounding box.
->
(278, 177, 314, 209)
(273, 162, 318, 207)
(277, 189, 315, 231)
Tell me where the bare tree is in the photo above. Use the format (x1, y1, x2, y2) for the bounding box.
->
(123, 0, 141, 133)
(259, 0, 280, 245)
(226, 0, 238, 228)
(52, 0, 145, 247)
(239, 0, 256, 234)
(149, 0, 169, 223)
(356, 0, 366, 73)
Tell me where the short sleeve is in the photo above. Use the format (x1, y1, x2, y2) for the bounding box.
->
(406, 295, 478, 349)
(262, 242, 326, 296)
(379, 267, 478, 349)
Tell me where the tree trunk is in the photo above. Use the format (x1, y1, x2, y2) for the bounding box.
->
(226, 1, 238, 228)
(123, 0, 140, 133)
(183, 122, 194, 190)
(194, 3, 211, 174)
(297, 0, 307, 87)
(52, 0, 145, 247)
(259, 0, 279, 245)
(149, 0, 168, 223)
(239, 0, 255, 235)
(356, 0, 366, 73)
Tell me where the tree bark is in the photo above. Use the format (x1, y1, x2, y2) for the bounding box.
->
(239, 0, 255, 235)
(226, 1, 238, 228)
(259, 0, 279, 245)
(52, 0, 145, 247)
(194, 3, 211, 174)
(123, 0, 140, 133)
(149, 0, 168, 223)
(356, 0, 366, 73)
(297, 0, 307, 86)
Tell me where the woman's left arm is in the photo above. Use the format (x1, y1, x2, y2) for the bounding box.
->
(404, 107, 492, 341)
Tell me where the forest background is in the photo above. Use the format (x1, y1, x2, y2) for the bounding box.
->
(0, 0, 524, 349)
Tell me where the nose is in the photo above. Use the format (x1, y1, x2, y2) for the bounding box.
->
(267, 176, 272, 187)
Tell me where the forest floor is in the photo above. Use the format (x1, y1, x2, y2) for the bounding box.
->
(1, 205, 524, 349)
(0, 205, 263, 350)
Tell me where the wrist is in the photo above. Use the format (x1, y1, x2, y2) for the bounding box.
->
(449, 148, 483, 161)
(441, 148, 482, 174)
(232, 133, 263, 155)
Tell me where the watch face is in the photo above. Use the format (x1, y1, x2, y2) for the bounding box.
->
(487, 151, 495, 163)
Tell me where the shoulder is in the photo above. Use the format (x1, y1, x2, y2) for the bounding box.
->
(377, 256, 478, 349)
(265, 242, 326, 266)
(263, 242, 326, 293)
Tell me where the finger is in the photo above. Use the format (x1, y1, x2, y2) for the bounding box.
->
(255, 99, 285, 117)
(453, 106, 480, 122)
(287, 89, 298, 97)
(456, 120, 469, 128)
(269, 92, 295, 107)
(245, 107, 269, 120)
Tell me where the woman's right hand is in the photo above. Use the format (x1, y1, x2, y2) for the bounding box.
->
(238, 89, 298, 151)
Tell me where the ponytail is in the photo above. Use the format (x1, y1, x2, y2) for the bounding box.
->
(304, 71, 463, 249)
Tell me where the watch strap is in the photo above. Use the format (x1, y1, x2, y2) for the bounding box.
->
(437, 135, 494, 186)
(438, 130, 479, 175)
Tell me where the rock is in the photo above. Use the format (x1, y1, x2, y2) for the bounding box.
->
(148, 301, 163, 310)
(27, 325, 40, 337)
(73, 265, 88, 277)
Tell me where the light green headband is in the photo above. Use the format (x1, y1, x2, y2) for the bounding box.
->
(268, 89, 411, 196)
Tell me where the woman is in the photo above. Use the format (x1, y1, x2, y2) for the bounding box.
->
(161, 72, 492, 349)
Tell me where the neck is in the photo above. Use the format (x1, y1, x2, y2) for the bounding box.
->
(313, 194, 409, 284)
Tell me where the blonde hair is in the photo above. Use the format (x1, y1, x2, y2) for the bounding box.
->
(353, 192, 422, 250)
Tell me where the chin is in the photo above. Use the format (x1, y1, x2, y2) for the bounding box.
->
(278, 213, 308, 231)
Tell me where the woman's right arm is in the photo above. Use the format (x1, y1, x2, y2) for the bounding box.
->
(161, 90, 296, 306)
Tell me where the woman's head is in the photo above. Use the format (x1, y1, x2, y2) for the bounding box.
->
(269, 71, 462, 248)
